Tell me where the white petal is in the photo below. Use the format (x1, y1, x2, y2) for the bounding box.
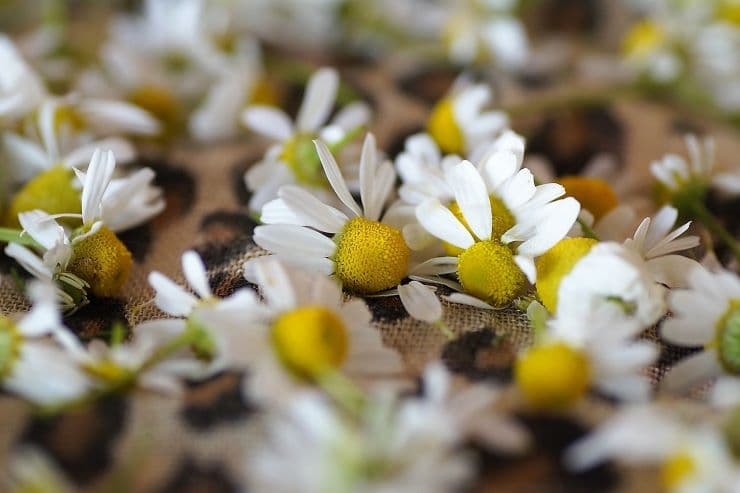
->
(182, 250, 211, 299)
(147, 271, 198, 316)
(513, 198, 580, 256)
(1, 133, 48, 180)
(253, 257, 297, 311)
(296, 67, 338, 132)
(79, 149, 115, 225)
(314, 139, 362, 217)
(78, 99, 160, 135)
(242, 106, 293, 140)
(332, 101, 371, 130)
(4, 243, 53, 280)
(63, 137, 136, 168)
(446, 160, 491, 241)
(398, 281, 442, 324)
(274, 186, 348, 233)
(253, 224, 336, 258)
(416, 199, 474, 249)
(514, 255, 536, 284)
(444, 292, 497, 310)
(647, 255, 701, 288)
(661, 351, 723, 394)
(359, 133, 380, 221)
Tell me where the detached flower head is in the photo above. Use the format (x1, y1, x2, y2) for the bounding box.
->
(242, 67, 370, 213)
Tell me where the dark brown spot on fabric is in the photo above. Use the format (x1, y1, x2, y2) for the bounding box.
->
(181, 371, 257, 430)
(19, 396, 127, 484)
(159, 457, 239, 493)
(442, 327, 514, 382)
(65, 297, 129, 341)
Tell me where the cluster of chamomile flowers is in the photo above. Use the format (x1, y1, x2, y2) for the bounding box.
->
(2, 3, 740, 492)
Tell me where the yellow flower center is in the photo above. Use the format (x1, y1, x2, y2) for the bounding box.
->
(444, 195, 516, 256)
(0, 316, 22, 381)
(129, 85, 182, 136)
(559, 176, 618, 221)
(427, 97, 464, 155)
(623, 20, 666, 58)
(457, 240, 526, 307)
(53, 105, 86, 134)
(333, 217, 410, 294)
(271, 305, 349, 379)
(514, 342, 591, 410)
(660, 452, 695, 490)
(250, 77, 280, 106)
(535, 237, 598, 313)
(717, 1, 740, 26)
(714, 300, 740, 374)
(279, 133, 328, 188)
(5, 165, 81, 227)
(68, 226, 132, 298)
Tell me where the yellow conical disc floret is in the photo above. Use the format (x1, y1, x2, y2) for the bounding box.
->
(444, 195, 516, 256)
(457, 240, 526, 307)
(68, 226, 132, 298)
(559, 176, 618, 221)
(5, 166, 80, 227)
(280, 134, 326, 188)
(622, 20, 665, 58)
(271, 305, 349, 379)
(718, 1, 740, 26)
(514, 342, 591, 410)
(333, 217, 410, 294)
(427, 97, 464, 155)
(660, 453, 695, 491)
(535, 237, 598, 313)
(0, 316, 22, 380)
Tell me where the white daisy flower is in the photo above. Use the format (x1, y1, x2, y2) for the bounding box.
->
(652, 134, 740, 199)
(515, 307, 659, 410)
(624, 205, 700, 288)
(412, 363, 531, 454)
(427, 78, 509, 156)
(247, 391, 474, 493)
(0, 280, 91, 406)
(146, 249, 266, 372)
(660, 264, 740, 393)
(0, 34, 46, 125)
(241, 67, 371, 213)
(7, 149, 137, 300)
(711, 376, 740, 409)
(565, 405, 740, 493)
(548, 242, 667, 339)
(413, 148, 580, 309)
(238, 258, 404, 407)
(442, 0, 529, 70)
(395, 132, 461, 206)
(188, 39, 266, 141)
(251, 133, 442, 295)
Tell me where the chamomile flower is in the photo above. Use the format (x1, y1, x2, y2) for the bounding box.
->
(624, 205, 701, 288)
(0, 281, 91, 406)
(7, 149, 135, 300)
(241, 67, 371, 213)
(0, 34, 46, 125)
(427, 79, 509, 156)
(412, 363, 531, 454)
(395, 132, 461, 206)
(248, 391, 474, 493)
(539, 241, 667, 336)
(660, 265, 740, 393)
(652, 134, 740, 204)
(237, 258, 403, 407)
(565, 405, 740, 493)
(441, 0, 529, 70)
(515, 309, 659, 410)
(252, 133, 441, 295)
(147, 250, 266, 372)
(413, 153, 580, 308)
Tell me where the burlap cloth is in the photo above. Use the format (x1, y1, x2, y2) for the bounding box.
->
(0, 60, 738, 492)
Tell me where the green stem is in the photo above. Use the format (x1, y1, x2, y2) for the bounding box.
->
(328, 124, 365, 153)
(316, 369, 366, 417)
(0, 228, 41, 248)
(688, 200, 740, 264)
(577, 218, 600, 241)
(434, 320, 455, 340)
